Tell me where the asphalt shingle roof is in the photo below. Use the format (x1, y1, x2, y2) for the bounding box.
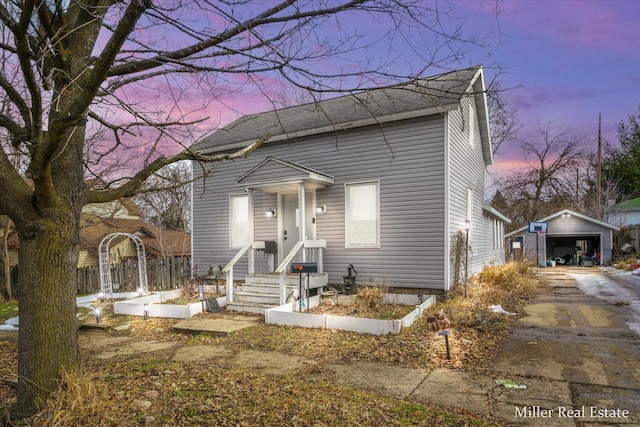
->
(193, 66, 483, 154)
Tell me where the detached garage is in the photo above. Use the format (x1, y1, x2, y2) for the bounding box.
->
(505, 209, 619, 266)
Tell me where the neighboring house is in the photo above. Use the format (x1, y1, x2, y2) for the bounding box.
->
(505, 209, 619, 266)
(8, 197, 191, 269)
(608, 197, 640, 227)
(191, 66, 509, 295)
(607, 197, 640, 255)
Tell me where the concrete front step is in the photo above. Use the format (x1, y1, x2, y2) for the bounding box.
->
(234, 291, 281, 305)
(227, 273, 328, 314)
(247, 273, 328, 288)
(236, 283, 297, 295)
(226, 301, 275, 315)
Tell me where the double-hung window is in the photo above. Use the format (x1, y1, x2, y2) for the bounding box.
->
(345, 181, 379, 248)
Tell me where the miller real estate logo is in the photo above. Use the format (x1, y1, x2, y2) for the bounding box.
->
(515, 405, 630, 420)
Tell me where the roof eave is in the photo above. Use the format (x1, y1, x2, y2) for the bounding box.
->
(469, 67, 493, 166)
(483, 203, 511, 224)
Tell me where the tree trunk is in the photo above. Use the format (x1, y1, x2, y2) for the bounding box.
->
(15, 213, 80, 416)
(2, 220, 12, 300)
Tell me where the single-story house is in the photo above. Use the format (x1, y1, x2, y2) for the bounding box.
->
(191, 65, 510, 303)
(505, 209, 619, 266)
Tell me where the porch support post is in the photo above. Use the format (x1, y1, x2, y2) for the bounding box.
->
(298, 183, 306, 262)
(248, 188, 255, 273)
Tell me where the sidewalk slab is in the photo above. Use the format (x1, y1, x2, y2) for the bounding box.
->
(172, 315, 260, 334)
(411, 368, 490, 416)
(492, 376, 573, 426)
(327, 363, 429, 399)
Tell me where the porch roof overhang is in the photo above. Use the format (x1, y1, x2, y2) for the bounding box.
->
(236, 157, 334, 193)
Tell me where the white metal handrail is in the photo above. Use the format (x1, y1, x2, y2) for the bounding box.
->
(274, 240, 326, 304)
(222, 242, 252, 303)
(275, 241, 305, 305)
(275, 241, 305, 273)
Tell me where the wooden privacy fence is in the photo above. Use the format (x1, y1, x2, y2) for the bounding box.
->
(77, 256, 191, 294)
(616, 225, 640, 256)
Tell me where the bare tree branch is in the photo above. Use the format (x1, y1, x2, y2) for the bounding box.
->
(84, 133, 269, 204)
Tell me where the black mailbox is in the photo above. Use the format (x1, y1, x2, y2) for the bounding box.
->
(291, 262, 318, 273)
(264, 240, 277, 254)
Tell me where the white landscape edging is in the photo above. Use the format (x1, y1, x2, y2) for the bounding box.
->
(265, 294, 435, 335)
(113, 291, 227, 319)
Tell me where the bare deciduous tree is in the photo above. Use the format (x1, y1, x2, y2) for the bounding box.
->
(0, 0, 485, 415)
(135, 161, 191, 232)
(486, 79, 521, 155)
(495, 123, 586, 231)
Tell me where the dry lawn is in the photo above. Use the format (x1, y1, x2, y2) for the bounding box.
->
(0, 261, 543, 426)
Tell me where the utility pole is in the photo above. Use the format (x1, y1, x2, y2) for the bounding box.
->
(597, 113, 602, 218)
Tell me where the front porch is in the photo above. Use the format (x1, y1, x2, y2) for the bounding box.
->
(222, 239, 329, 314)
(222, 157, 334, 313)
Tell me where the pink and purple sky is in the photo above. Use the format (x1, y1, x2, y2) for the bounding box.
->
(122, 1, 639, 178)
(450, 0, 640, 175)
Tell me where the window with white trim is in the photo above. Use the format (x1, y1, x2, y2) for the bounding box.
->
(493, 219, 504, 250)
(345, 181, 379, 247)
(229, 194, 249, 248)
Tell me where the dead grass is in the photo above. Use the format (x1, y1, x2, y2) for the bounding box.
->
(613, 255, 640, 271)
(438, 261, 543, 332)
(28, 370, 106, 427)
(309, 286, 414, 319)
(0, 261, 543, 426)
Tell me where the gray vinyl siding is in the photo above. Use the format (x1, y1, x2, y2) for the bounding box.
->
(446, 95, 489, 288)
(476, 214, 507, 266)
(608, 209, 640, 227)
(193, 114, 447, 289)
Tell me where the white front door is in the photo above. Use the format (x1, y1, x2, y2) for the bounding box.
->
(280, 191, 316, 262)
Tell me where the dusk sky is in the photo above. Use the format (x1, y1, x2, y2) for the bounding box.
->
(185, 0, 639, 178)
(447, 0, 640, 175)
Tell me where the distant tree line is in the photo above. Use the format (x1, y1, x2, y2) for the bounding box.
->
(490, 107, 640, 232)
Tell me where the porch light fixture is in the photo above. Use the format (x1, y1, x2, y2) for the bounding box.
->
(97, 291, 105, 303)
(316, 205, 327, 214)
(137, 286, 144, 297)
(143, 303, 150, 320)
(94, 307, 102, 324)
(265, 209, 276, 217)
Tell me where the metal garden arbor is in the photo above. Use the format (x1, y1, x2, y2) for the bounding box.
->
(98, 232, 148, 297)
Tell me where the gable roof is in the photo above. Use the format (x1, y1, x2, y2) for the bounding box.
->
(505, 209, 620, 237)
(193, 66, 492, 165)
(237, 157, 334, 193)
